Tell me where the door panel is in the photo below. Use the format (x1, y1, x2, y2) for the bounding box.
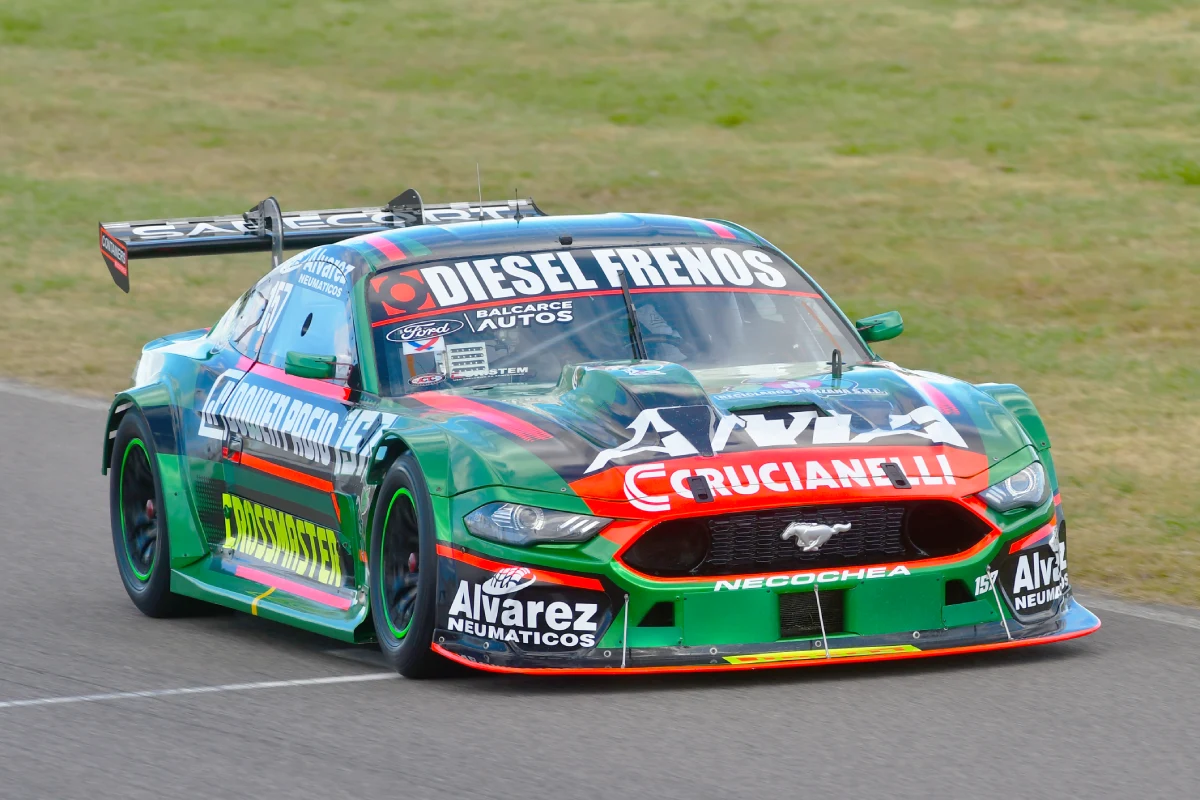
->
(216, 263, 362, 610)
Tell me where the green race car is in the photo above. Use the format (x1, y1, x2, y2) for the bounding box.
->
(99, 190, 1099, 677)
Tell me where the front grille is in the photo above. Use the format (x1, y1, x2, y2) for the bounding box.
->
(621, 500, 991, 578)
(779, 590, 845, 639)
(705, 503, 907, 575)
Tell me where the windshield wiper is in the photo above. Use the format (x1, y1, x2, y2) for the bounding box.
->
(616, 268, 648, 361)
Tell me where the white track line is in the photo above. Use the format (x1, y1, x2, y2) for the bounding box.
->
(0, 379, 109, 411)
(1078, 594, 1200, 633)
(0, 672, 396, 711)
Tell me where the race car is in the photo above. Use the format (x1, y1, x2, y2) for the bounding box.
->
(99, 189, 1099, 677)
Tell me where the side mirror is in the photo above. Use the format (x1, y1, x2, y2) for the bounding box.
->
(285, 351, 337, 380)
(854, 311, 904, 343)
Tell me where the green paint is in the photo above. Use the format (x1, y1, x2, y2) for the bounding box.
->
(845, 574, 945, 636)
(170, 564, 368, 643)
(682, 590, 778, 646)
(158, 454, 208, 564)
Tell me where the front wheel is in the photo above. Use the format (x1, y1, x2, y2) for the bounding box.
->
(109, 411, 187, 617)
(368, 454, 448, 678)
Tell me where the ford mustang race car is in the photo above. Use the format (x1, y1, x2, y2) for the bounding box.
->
(99, 189, 1099, 677)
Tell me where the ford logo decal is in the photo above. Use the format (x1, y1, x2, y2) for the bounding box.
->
(386, 318, 465, 343)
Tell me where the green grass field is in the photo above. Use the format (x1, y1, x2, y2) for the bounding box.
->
(1, 0, 1197, 603)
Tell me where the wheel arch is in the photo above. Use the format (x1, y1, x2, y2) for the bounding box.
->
(360, 427, 453, 552)
(103, 383, 208, 565)
(102, 384, 181, 475)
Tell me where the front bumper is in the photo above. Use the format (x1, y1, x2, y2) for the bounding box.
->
(430, 518, 1099, 674)
(433, 596, 1099, 674)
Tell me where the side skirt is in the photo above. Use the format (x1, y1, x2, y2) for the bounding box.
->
(171, 560, 371, 643)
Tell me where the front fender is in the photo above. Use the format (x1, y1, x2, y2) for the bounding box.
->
(974, 383, 1052, 452)
(102, 383, 180, 474)
(102, 382, 207, 564)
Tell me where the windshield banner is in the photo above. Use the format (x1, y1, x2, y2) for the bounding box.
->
(368, 245, 815, 324)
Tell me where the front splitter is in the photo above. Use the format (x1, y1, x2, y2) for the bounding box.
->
(431, 597, 1101, 675)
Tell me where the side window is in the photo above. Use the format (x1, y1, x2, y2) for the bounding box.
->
(226, 287, 269, 359)
(257, 283, 356, 377)
(209, 290, 250, 349)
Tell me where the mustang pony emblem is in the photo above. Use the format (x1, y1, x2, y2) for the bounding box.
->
(781, 522, 851, 552)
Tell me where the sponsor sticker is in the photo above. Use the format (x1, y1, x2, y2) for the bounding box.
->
(617, 453, 960, 512)
(585, 403, 969, 476)
(99, 229, 128, 267)
(449, 366, 529, 380)
(442, 564, 610, 651)
(221, 493, 349, 589)
(386, 318, 466, 343)
(1000, 534, 1068, 617)
(596, 364, 668, 376)
(723, 644, 920, 665)
(402, 337, 447, 356)
(712, 565, 912, 592)
(409, 372, 447, 387)
(482, 567, 536, 596)
(198, 369, 345, 466)
(370, 246, 794, 320)
(475, 300, 574, 331)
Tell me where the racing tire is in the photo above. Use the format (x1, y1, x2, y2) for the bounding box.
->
(369, 453, 448, 679)
(109, 411, 188, 618)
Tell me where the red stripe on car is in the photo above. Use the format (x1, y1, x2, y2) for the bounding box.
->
(240, 452, 334, 493)
(435, 543, 604, 591)
(1008, 522, 1055, 553)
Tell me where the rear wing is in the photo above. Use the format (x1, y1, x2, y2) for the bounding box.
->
(98, 188, 545, 292)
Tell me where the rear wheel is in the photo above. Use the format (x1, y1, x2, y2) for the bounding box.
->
(369, 454, 447, 678)
(109, 411, 187, 617)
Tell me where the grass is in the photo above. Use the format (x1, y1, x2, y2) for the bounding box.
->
(0, 0, 1197, 604)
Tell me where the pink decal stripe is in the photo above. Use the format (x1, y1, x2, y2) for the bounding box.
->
(411, 394, 552, 441)
(700, 220, 738, 240)
(912, 378, 959, 416)
(363, 235, 406, 262)
(234, 565, 352, 610)
(249, 362, 350, 402)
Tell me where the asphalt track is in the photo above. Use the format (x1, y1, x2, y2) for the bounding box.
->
(1, 382, 1198, 800)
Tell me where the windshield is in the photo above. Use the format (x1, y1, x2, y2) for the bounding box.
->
(367, 243, 869, 395)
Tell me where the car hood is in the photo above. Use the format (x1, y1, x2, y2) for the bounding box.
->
(400, 360, 1036, 505)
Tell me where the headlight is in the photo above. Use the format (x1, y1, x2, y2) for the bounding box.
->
(979, 461, 1048, 512)
(464, 503, 611, 546)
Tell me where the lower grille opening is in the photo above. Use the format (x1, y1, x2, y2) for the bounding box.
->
(622, 519, 710, 577)
(638, 602, 676, 628)
(621, 500, 992, 577)
(944, 579, 974, 605)
(779, 590, 846, 639)
(905, 502, 992, 557)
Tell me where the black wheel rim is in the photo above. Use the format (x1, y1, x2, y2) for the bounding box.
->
(119, 439, 159, 581)
(379, 489, 421, 639)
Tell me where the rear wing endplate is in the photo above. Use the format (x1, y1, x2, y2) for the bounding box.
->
(99, 188, 544, 292)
